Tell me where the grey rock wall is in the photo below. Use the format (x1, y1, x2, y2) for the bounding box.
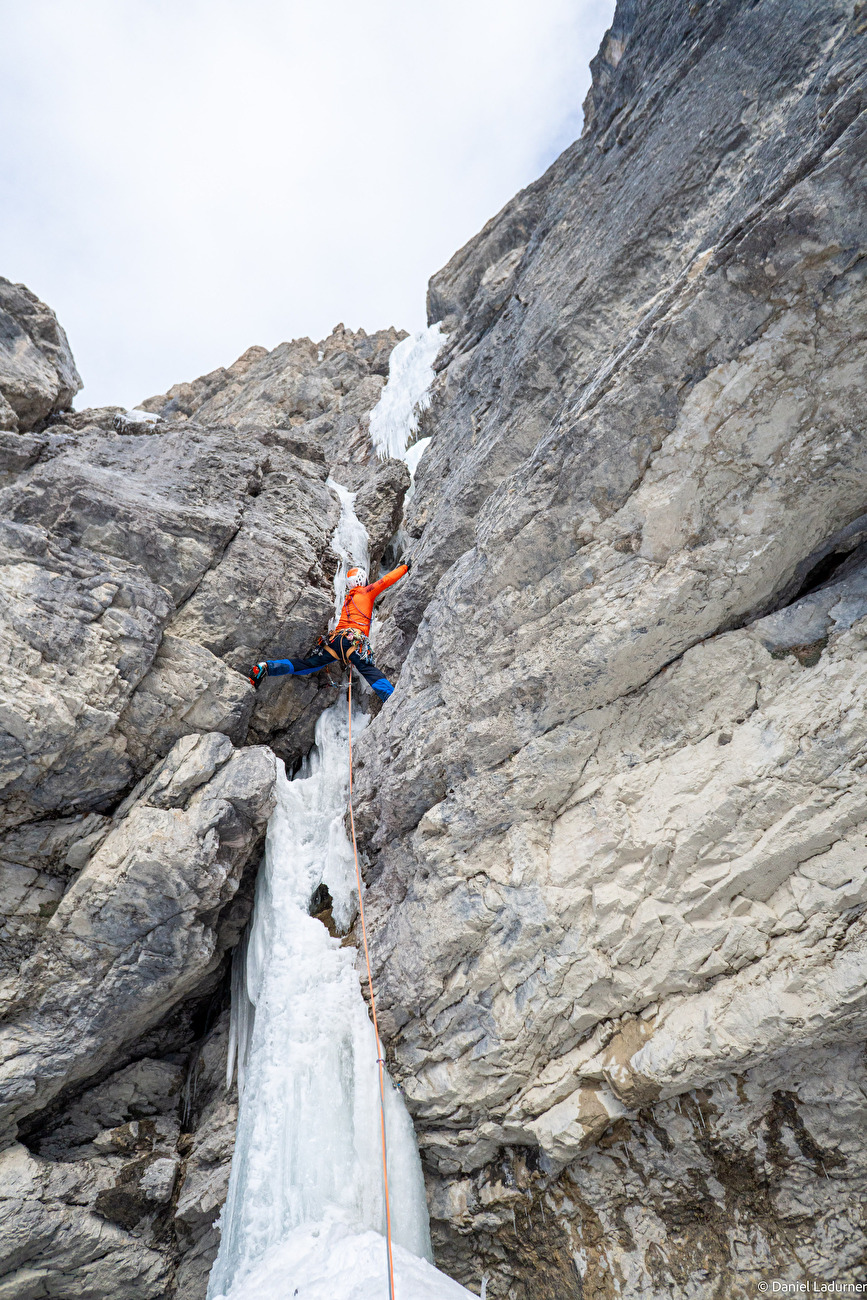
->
(0, 308, 409, 1295)
(2, 0, 866, 1295)
(352, 0, 867, 1294)
(139, 322, 406, 469)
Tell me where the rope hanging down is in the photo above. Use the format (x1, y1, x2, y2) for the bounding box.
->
(347, 673, 397, 1300)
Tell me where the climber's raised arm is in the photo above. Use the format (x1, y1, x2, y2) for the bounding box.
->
(364, 562, 410, 599)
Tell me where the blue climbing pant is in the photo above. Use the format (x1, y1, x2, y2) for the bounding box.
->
(267, 631, 394, 701)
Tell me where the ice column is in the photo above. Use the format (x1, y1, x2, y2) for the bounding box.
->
(207, 487, 466, 1300)
(207, 702, 434, 1300)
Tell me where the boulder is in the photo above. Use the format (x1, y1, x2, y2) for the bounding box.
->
(0, 278, 81, 431)
(0, 734, 276, 1145)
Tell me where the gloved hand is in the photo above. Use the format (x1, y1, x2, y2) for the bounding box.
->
(405, 557, 413, 572)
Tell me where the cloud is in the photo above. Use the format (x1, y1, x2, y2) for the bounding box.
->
(0, 0, 614, 407)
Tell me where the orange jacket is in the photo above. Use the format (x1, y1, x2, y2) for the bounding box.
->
(334, 565, 408, 636)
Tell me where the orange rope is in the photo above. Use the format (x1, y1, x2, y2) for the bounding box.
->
(347, 673, 396, 1300)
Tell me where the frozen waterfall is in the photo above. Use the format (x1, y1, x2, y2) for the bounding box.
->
(368, 323, 445, 569)
(206, 703, 443, 1300)
(207, 482, 473, 1300)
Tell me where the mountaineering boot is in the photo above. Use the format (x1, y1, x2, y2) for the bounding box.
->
(248, 662, 269, 689)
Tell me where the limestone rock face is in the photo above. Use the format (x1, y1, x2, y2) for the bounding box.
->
(351, 0, 867, 1293)
(140, 322, 406, 467)
(427, 1040, 867, 1297)
(0, 1141, 173, 1299)
(3, 0, 866, 1294)
(0, 329, 410, 835)
(172, 1012, 240, 1300)
(0, 1057, 188, 1299)
(0, 415, 334, 836)
(353, 457, 413, 568)
(0, 733, 276, 1144)
(0, 295, 408, 1294)
(0, 279, 81, 431)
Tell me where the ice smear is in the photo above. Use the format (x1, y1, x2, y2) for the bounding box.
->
(210, 1219, 473, 1300)
(208, 702, 435, 1300)
(368, 323, 445, 462)
(404, 435, 432, 481)
(326, 477, 370, 624)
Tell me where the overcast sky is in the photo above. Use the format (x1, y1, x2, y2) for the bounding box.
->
(0, 0, 614, 409)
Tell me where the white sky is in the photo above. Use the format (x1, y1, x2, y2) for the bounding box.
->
(0, 0, 614, 409)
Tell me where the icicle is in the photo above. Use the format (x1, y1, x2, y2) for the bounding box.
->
(368, 323, 445, 463)
(226, 929, 255, 1095)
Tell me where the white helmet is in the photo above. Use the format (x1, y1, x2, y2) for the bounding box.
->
(346, 567, 367, 589)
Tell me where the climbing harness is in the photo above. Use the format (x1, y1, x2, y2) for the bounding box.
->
(314, 628, 374, 665)
(346, 672, 397, 1300)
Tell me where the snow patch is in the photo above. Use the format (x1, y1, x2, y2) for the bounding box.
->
(114, 408, 160, 433)
(210, 1218, 474, 1300)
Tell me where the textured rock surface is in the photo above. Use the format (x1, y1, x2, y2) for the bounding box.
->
(0, 298, 408, 1293)
(427, 1040, 867, 1298)
(0, 323, 410, 824)
(351, 0, 867, 1294)
(0, 279, 82, 432)
(140, 322, 405, 468)
(353, 457, 413, 569)
(3, 0, 867, 1295)
(0, 732, 275, 1143)
(0, 999, 239, 1299)
(1, 1055, 196, 1298)
(0, 415, 334, 835)
(0, 1140, 173, 1299)
(172, 1012, 239, 1300)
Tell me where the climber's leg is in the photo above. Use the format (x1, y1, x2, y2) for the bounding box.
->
(267, 648, 335, 677)
(348, 650, 394, 701)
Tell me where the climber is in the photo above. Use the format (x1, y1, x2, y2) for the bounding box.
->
(247, 561, 411, 701)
